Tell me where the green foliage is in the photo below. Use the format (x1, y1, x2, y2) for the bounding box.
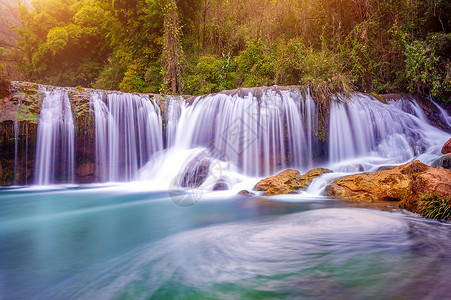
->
(235, 38, 351, 98)
(0, 0, 449, 100)
(236, 39, 275, 87)
(185, 54, 237, 95)
(120, 63, 147, 92)
(45, 27, 69, 55)
(405, 40, 442, 97)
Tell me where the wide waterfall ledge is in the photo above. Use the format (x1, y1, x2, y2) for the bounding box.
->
(0, 83, 450, 194)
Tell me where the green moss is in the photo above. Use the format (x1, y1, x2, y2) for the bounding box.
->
(368, 92, 387, 104)
(16, 91, 41, 124)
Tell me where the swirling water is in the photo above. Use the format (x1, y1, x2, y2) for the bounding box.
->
(1, 186, 451, 299)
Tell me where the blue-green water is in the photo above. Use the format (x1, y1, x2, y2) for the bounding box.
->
(1, 185, 451, 299)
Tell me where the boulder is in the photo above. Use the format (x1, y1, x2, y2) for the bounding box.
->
(325, 160, 451, 219)
(178, 154, 210, 188)
(255, 168, 332, 196)
(441, 138, 451, 154)
(324, 160, 430, 202)
(399, 167, 451, 219)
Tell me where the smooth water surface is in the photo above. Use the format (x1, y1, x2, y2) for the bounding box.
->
(1, 186, 451, 299)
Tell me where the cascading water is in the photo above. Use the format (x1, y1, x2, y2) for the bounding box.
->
(90, 92, 163, 182)
(34, 89, 75, 185)
(136, 88, 450, 192)
(328, 94, 447, 170)
(146, 88, 318, 179)
(4, 85, 449, 188)
(13, 99, 20, 184)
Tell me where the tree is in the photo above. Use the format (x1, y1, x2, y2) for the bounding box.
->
(162, 0, 183, 94)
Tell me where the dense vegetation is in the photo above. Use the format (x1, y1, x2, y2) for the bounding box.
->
(1, 0, 450, 101)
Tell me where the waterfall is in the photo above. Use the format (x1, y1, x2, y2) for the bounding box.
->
(158, 88, 317, 177)
(91, 92, 163, 182)
(13, 99, 20, 184)
(34, 89, 75, 184)
(3, 85, 450, 188)
(328, 94, 447, 169)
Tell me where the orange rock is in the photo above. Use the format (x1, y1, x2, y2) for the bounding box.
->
(255, 168, 332, 196)
(441, 138, 451, 154)
(324, 160, 431, 202)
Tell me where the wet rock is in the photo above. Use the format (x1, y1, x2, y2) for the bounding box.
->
(239, 190, 255, 196)
(431, 154, 451, 169)
(0, 162, 2, 180)
(324, 160, 429, 202)
(325, 160, 451, 219)
(255, 168, 333, 196)
(212, 177, 230, 191)
(76, 162, 95, 177)
(376, 165, 396, 172)
(179, 155, 210, 188)
(442, 138, 451, 154)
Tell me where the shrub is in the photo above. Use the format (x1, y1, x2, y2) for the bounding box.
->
(119, 63, 147, 92)
(236, 39, 276, 87)
(185, 54, 237, 95)
(405, 40, 442, 97)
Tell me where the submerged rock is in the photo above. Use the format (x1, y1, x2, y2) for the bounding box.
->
(442, 138, 451, 154)
(255, 168, 332, 196)
(212, 177, 230, 191)
(239, 190, 255, 196)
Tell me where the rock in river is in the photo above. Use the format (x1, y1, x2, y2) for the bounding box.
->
(442, 138, 451, 154)
(325, 160, 451, 220)
(255, 168, 333, 196)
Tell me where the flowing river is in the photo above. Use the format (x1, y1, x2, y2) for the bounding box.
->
(1, 185, 451, 299)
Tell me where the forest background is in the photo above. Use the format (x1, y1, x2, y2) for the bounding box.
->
(0, 0, 450, 102)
